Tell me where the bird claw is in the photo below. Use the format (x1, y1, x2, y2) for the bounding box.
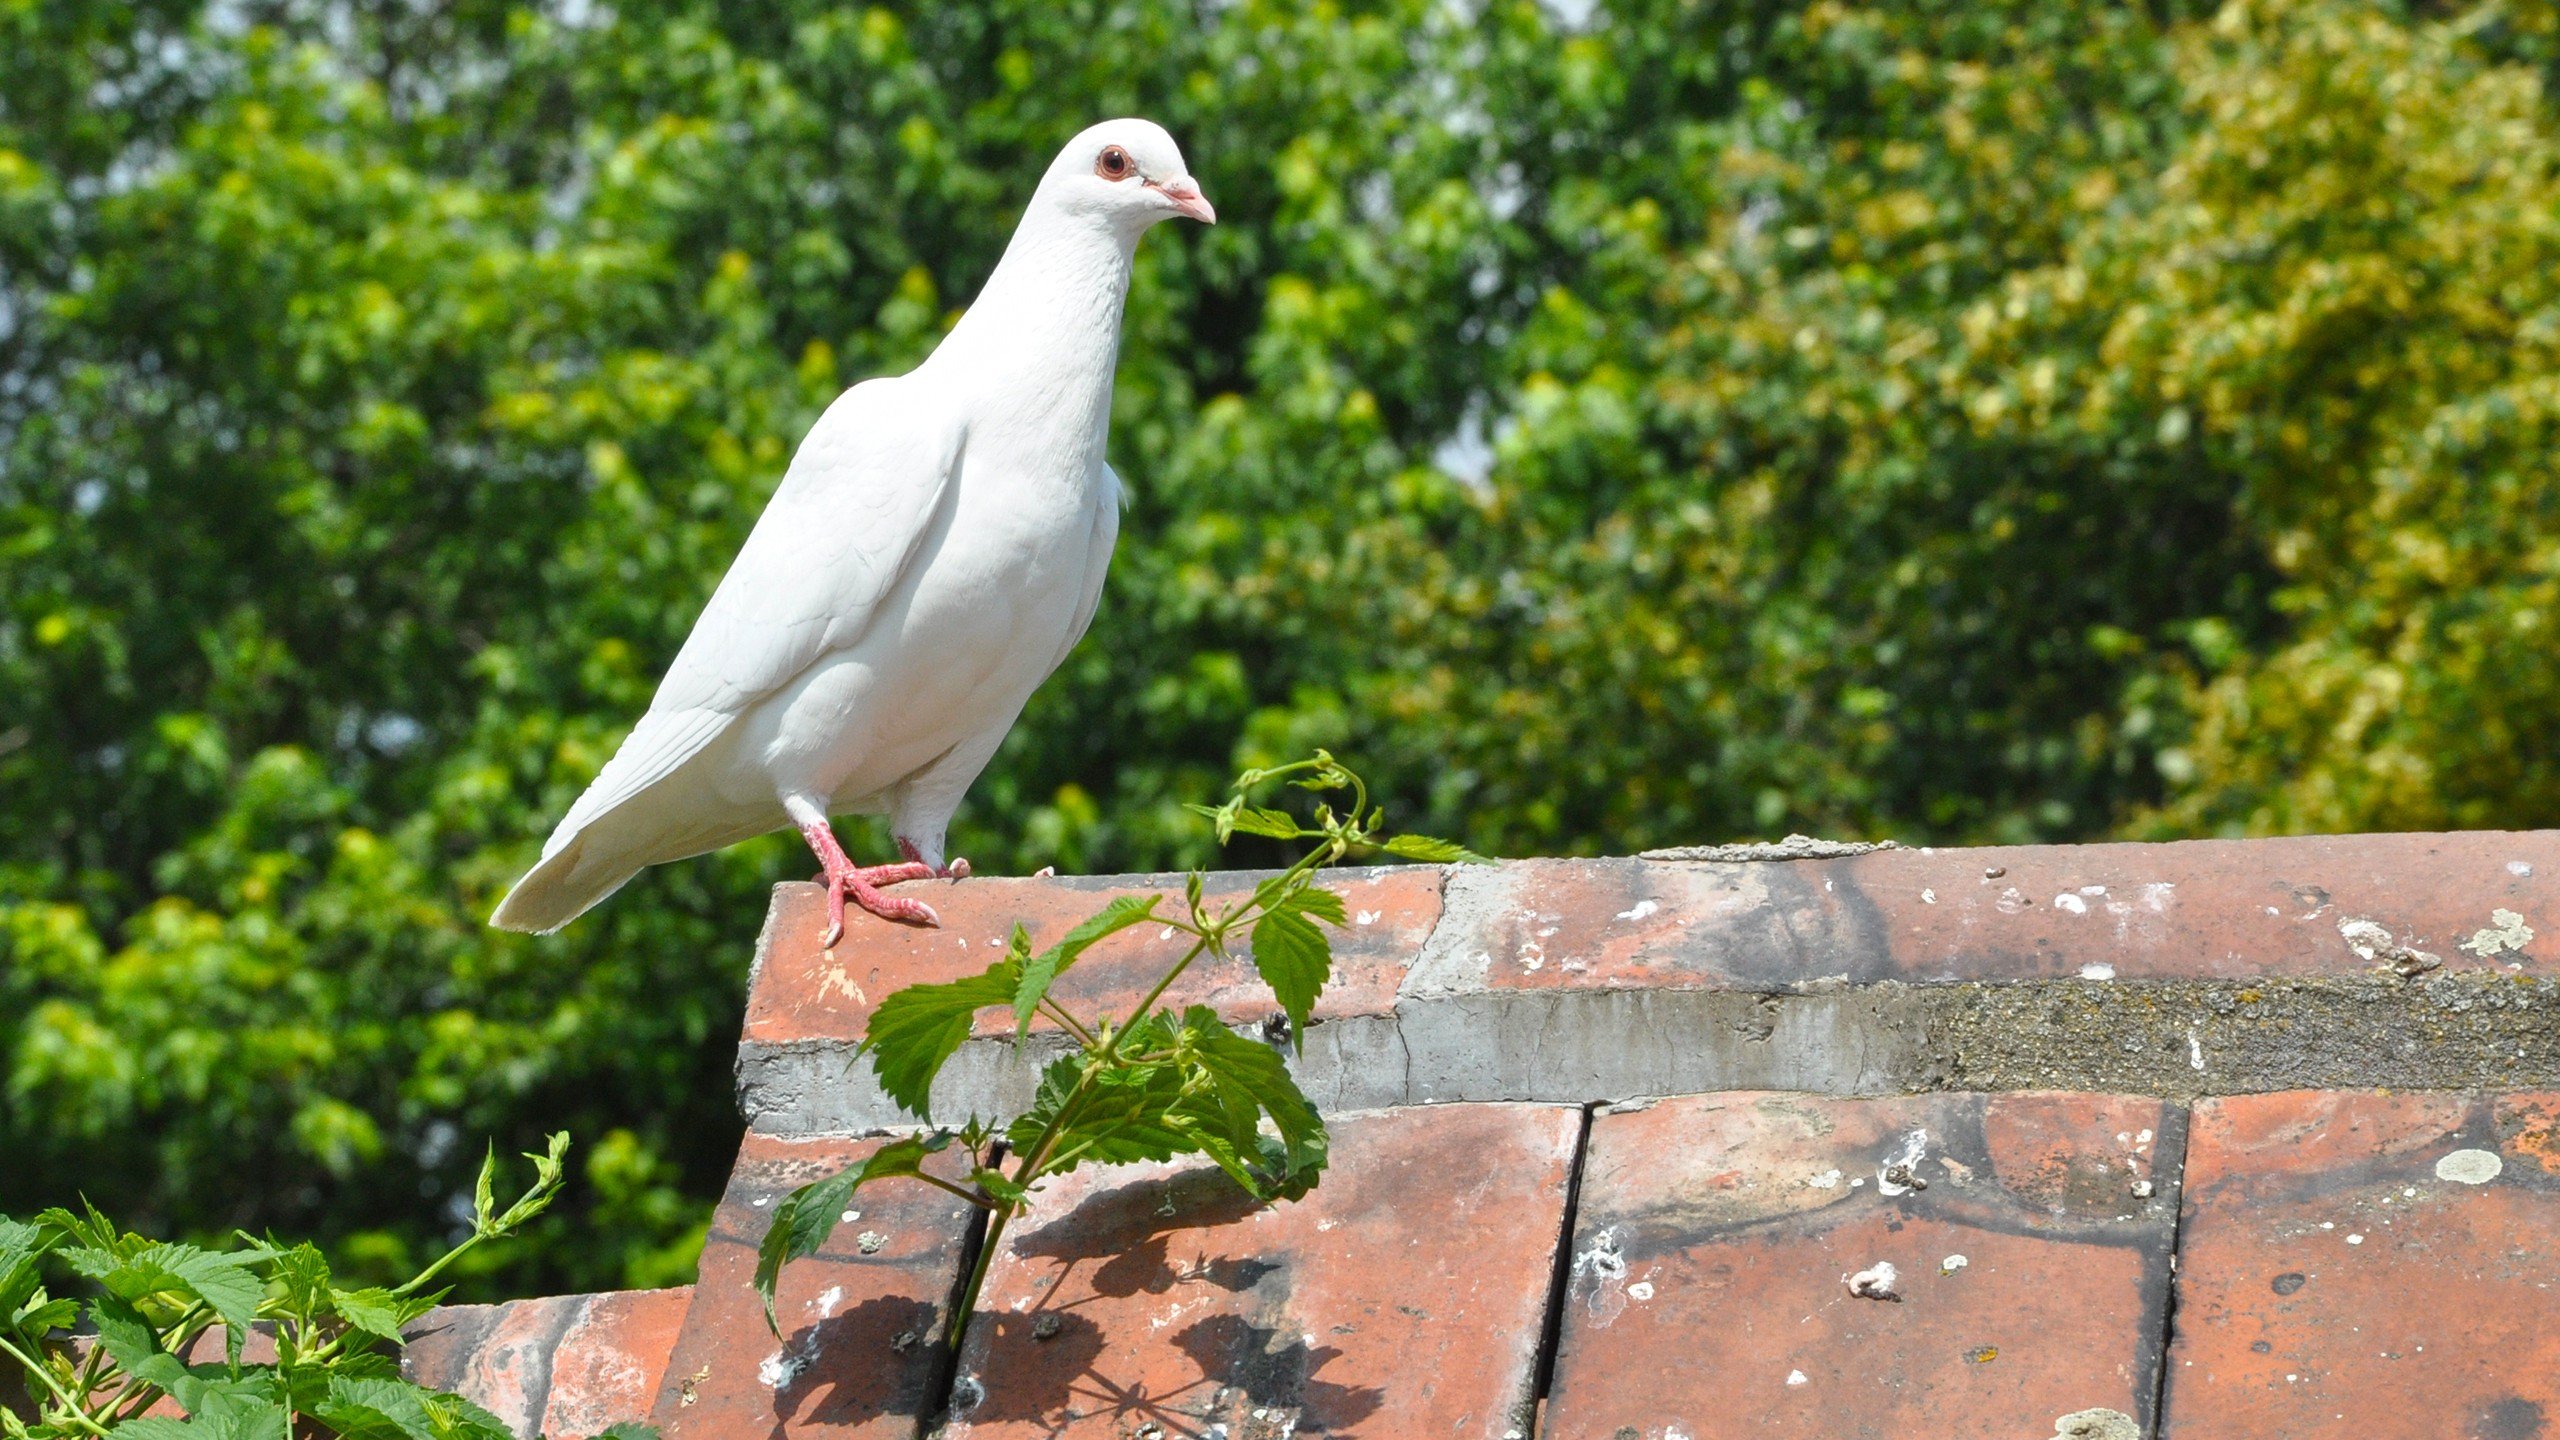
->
(817, 858, 940, 944)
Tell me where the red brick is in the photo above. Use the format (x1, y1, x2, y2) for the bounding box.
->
(541, 1287, 693, 1439)
(1428, 831, 2557, 993)
(746, 866, 1442, 1046)
(401, 1294, 581, 1434)
(1541, 1091, 2183, 1438)
(2162, 1090, 2560, 1438)
(650, 1131, 979, 1437)
(944, 1102, 1581, 1438)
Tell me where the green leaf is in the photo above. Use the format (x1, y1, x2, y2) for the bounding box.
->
(107, 1420, 198, 1439)
(263, 1241, 331, 1322)
(1287, 887, 1348, 927)
(1185, 802, 1303, 843)
(1003, 1044, 1195, 1178)
(67, 1241, 266, 1338)
(91, 1294, 200, 1407)
(588, 1426, 662, 1440)
(113, 1392, 291, 1440)
(863, 955, 1023, 1118)
(14, 1295, 78, 1335)
(35, 1202, 122, 1254)
(1248, 892, 1337, 1051)
(1375, 834, 1488, 864)
(471, 1145, 497, 1229)
(1012, 895, 1160, 1037)
(329, 1286, 408, 1345)
(751, 1133, 951, 1335)
(311, 1373, 444, 1440)
(1178, 1008, 1328, 1197)
(969, 1168, 1029, 1205)
(0, 1216, 50, 1316)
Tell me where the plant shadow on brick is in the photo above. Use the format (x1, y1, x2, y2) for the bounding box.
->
(0, 1135, 653, 1439)
(752, 752, 1482, 1345)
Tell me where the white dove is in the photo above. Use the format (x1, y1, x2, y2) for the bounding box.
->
(492, 118, 1214, 943)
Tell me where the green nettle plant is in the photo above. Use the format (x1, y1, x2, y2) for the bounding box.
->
(752, 753, 1479, 1339)
(0, 1136, 652, 1440)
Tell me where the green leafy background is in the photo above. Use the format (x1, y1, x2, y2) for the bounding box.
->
(7, 0, 2559, 1295)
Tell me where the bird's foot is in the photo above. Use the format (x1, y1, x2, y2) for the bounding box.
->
(801, 821, 941, 944)
(822, 860, 939, 943)
(896, 836, 971, 881)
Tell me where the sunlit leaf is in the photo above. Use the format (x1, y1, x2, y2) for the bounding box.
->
(1012, 895, 1160, 1037)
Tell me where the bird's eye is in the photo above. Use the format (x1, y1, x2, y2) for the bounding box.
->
(1095, 145, 1132, 180)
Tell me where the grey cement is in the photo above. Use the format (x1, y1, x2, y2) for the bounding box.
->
(736, 969, 2560, 1136)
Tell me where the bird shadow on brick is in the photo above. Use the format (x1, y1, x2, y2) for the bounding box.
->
(766, 1293, 948, 1435)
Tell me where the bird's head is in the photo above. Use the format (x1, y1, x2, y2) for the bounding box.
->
(1036, 118, 1215, 235)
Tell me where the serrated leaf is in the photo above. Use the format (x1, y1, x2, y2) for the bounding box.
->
(104, 1419, 199, 1439)
(330, 1285, 408, 1344)
(1183, 799, 1238, 843)
(1012, 895, 1160, 1036)
(862, 955, 1023, 1118)
(1178, 1008, 1328, 1195)
(14, 1295, 77, 1335)
(1377, 834, 1488, 864)
(751, 1133, 950, 1335)
(36, 1201, 122, 1253)
(1286, 887, 1348, 926)
(429, 1388, 520, 1440)
(1003, 1042, 1195, 1178)
(265, 1241, 330, 1320)
(590, 1425, 662, 1440)
(312, 1372, 444, 1440)
(1219, 805, 1304, 840)
(69, 1241, 265, 1338)
(116, 1392, 290, 1440)
(0, 1216, 50, 1316)
(1247, 903, 1331, 1052)
(92, 1294, 200, 1405)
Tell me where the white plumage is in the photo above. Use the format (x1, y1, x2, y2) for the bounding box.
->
(493, 118, 1214, 939)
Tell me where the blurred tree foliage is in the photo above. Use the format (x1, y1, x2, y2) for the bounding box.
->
(5, 0, 2557, 1293)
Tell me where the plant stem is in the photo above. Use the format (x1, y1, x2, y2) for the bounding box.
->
(914, 1173, 998, 1210)
(945, 1200, 1016, 1352)
(0, 1336, 113, 1439)
(1037, 998, 1096, 1045)
(392, 1225, 499, 1300)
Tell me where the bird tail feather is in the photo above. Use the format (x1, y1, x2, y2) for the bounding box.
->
(490, 831, 640, 934)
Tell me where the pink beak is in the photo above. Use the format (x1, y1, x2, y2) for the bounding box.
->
(1152, 176, 1217, 225)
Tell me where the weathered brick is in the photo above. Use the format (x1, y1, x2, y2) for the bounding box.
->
(2162, 1090, 2560, 1438)
(541, 1288, 692, 1439)
(944, 1102, 1581, 1438)
(746, 866, 1442, 1048)
(1541, 1091, 2184, 1438)
(1413, 832, 2557, 995)
(401, 1294, 582, 1435)
(649, 1132, 978, 1438)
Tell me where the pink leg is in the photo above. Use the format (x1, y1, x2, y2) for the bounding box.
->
(801, 820, 938, 944)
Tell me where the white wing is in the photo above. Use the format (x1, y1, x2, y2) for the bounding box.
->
(542, 376, 966, 853)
